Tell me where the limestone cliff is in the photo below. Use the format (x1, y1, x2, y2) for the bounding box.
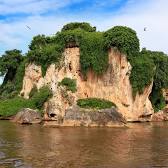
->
(20, 47, 154, 123)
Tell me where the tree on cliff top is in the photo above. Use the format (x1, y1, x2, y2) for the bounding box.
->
(104, 26, 140, 59)
(28, 35, 51, 50)
(61, 22, 96, 32)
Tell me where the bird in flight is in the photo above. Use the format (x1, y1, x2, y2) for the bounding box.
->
(26, 25, 31, 30)
(144, 27, 147, 31)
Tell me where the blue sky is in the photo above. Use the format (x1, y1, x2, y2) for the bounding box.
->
(0, 0, 168, 56)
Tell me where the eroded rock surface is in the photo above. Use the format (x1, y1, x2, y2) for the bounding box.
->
(62, 106, 126, 127)
(12, 108, 42, 124)
(43, 105, 126, 127)
(151, 106, 168, 122)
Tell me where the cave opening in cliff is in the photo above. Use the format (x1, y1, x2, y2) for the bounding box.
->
(50, 113, 56, 118)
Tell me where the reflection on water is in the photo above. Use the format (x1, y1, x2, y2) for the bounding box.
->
(1, 121, 168, 168)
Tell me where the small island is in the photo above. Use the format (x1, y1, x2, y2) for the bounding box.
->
(1, 22, 168, 126)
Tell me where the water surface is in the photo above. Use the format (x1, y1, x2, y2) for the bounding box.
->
(0, 121, 168, 168)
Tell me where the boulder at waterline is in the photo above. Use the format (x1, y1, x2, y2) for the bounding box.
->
(12, 108, 42, 124)
(151, 107, 168, 122)
(61, 105, 126, 127)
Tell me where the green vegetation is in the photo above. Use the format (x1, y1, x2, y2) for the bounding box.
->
(145, 49, 168, 111)
(27, 35, 64, 76)
(59, 77, 77, 93)
(77, 98, 116, 109)
(0, 97, 35, 117)
(29, 86, 38, 98)
(104, 26, 140, 59)
(61, 22, 96, 32)
(1, 22, 168, 112)
(14, 59, 27, 91)
(103, 26, 154, 97)
(0, 86, 52, 117)
(57, 29, 108, 75)
(31, 86, 53, 109)
(104, 26, 168, 111)
(129, 52, 155, 96)
(149, 50, 168, 90)
(150, 89, 166, 112)
(26, 25, 140, 80)
(27, 28, 108, 77)
(0, 50, 25, 99)
(0, 49, 23, 83)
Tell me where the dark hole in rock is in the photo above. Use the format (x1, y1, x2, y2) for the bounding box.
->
(122, 103, 130, 107)
(129, 120, 142, 123)
(69, 62, 72, 71)
(21, 123, 32, 125)
(84, 92, 88, 98)
(50, 113, 56, 118)
(20, 92, 24, 97)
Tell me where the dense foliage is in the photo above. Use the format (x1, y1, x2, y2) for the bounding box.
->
(0, 50, 25, 98)
(61, 22, 96, 32)
(56, 29, 108, 75)
(0, 86, 52, 117)
(31, 86, 53, 109)
(0, 49, 23, 83)
(27, 24, 139, 78)
(29, 85, 38, 98)
(77, 98, 116, 109)
(0, 97, 35, 117)
(104, 26, 140, 59)
(148, 50, 168, 90)
(149, 88, 166, 112)
(59, 77, 77, 93)
(129, 52, 155, 96)
(27, 28, 108, 76)
(27, 35, 64, 76)
(14, 60, 27, 91)
(143, 49, 168, 111)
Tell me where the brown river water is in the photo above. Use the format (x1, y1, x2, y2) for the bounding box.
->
(1, 121, 168, 168)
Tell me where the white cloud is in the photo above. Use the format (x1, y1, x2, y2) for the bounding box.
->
(0, 0, 84, 15)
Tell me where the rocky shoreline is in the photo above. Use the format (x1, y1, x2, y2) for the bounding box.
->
(8, 106, 127, 127)
(44, 106, 127, 127)
(1, 106, 168, 127)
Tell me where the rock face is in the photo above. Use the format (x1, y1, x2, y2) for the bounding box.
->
(62, 106, 126, 127)
(43, 106, 126, 127)
(163, 89, 168, 104)
(20, 47, 154, 124)
(20, 64, 42, 99)
(151, 106, 168, 122)
(12, 108, 42, 124)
